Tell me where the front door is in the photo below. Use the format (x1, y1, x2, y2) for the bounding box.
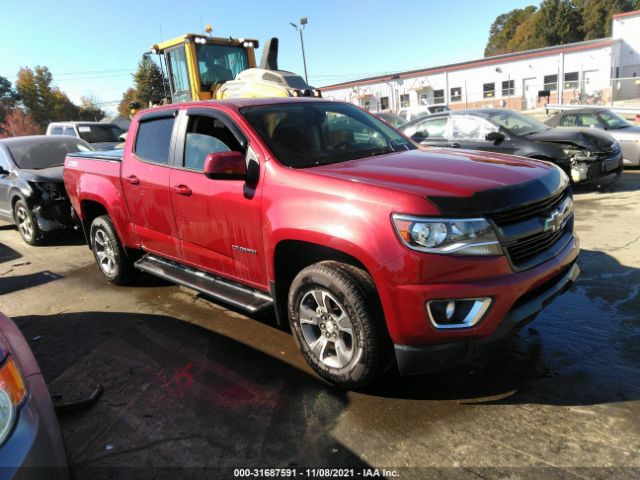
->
(121, 112, 182, 259)
(0, 148, 13, 220)
(523, 77, 537, 110)
(449, 114, 517, 155)
(169, 108, 267, 289)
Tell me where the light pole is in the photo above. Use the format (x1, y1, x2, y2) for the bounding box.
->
(290, 17, 308, 83)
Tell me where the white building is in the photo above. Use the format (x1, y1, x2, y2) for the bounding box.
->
(320, 10, 640, 113)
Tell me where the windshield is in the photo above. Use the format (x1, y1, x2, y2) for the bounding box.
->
(196, 43, 249, 89)
(475, 109, 549, 136)
(241, 102, 415, 168)
(599, 110, 632, 129)
(77, 124, 124, 143)
(8, 139, 94, 169)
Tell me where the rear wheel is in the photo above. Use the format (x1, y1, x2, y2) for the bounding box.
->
(288, 261, 392, 388)
(90, 215, 136, 285)
(13, 200, 42, 246)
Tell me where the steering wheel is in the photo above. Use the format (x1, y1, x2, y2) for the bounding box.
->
(333, 140, 354, 150)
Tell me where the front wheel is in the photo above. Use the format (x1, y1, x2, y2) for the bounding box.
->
(89, 215, 136, 285)
(13, 200, 42, 246)
(288, 261, 392, 388)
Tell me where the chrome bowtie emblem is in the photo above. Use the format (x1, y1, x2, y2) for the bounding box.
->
(544, 209, 563, 232)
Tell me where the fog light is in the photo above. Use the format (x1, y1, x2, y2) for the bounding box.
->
(427, 298, 492, 329)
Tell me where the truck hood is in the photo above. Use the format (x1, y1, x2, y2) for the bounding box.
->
(309, 149, 565, 214)
(18, 166, 65, 183)
(527, 127, 617, 152)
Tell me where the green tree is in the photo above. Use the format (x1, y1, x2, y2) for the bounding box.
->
(573, 0, 637, 39)
(133, 56, 168, 107)
(0, 76, 18, 134)
(118, 88, 137, 117)
(78, 95, 106, 121)
(15, 66, 81, 127)
(485, 6, 538, 56)
(532, 0, 583, 48)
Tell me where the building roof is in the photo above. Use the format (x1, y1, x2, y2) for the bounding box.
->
(320, 38, 620, 92)
(612, 9, 640, 19)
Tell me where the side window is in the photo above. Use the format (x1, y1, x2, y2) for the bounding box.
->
(416, 117, 448, 138)
(560, 115, 578, 127)
(135, 117, 176, 165)
(183, 115, 243, 170)
(63, 127, 76, 136)
(576, 114, 598, 127)
(451, 115, 497, 141)
(0, 149, 10, 172)
(51, 126, 63, 135)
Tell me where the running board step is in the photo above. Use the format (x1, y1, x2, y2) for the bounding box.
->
(134, 254, 273, 313)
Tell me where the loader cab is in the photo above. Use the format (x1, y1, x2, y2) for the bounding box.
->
(153, 34, 258, 103)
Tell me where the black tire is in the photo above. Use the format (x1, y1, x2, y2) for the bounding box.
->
(13, 200, 43, 246)
(89, 215, 136, 285)
(288, 261, 392, 388)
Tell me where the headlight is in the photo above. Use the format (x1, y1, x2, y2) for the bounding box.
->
(0, 357, 27, 446)
(391, 215, 503, 255)
(562, 148, 592, 160)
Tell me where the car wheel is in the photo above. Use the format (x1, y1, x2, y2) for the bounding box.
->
(13, 200, 42, 246)
(288, 261, 392, 388)
(90, 215, 136, 285)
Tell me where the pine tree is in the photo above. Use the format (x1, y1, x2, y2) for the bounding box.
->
(133, 56, 168, 107)
(0, 76, 18, 134)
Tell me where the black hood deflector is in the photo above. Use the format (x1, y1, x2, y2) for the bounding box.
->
(428, 166, 565, 216)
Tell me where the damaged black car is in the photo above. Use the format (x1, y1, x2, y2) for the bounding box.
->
(0, 135, 94, 245)
(401, 108, 623, 186)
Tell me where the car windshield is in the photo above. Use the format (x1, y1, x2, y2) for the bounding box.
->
(598, 110, 632, 129)
(8, 139, 94, 169)
(475, 109, 549, 136)
(77, 124, 124, 143)
(241, 102, 415, 168)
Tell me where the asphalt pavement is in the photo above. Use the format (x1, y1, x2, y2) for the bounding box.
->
(1, 172, 639, 479)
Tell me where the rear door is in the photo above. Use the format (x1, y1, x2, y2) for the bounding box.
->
(168, 107, 267, 289)
(121, 110, 182, 259)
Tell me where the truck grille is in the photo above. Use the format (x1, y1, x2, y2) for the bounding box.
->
(490, 188, 573, 270)
(504, 221, 571, 267)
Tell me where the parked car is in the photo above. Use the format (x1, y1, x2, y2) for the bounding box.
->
(0, 136, 94, 245)
(401, 108, 623, 185)
(46, 122, 125, 150)
(64, 98, 579, 388)
(545, 108, 640, 167)
(374, 111, 407, 128)
(397, 104, 449, 122)
(0, 311, 68, 479)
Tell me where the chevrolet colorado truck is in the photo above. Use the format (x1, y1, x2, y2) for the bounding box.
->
(64, 98, 580, 388)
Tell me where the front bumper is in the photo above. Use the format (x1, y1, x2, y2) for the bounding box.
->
(395, 261, 580, 375)
(31, 200, 73, 233)
(572, 150, 623, 184)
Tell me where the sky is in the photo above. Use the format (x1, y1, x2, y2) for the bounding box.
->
(0, 0, 537, 114)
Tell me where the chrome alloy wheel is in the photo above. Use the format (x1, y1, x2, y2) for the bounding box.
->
(15, 205, 34, 240)
(93, 228, 117, 276)
(298, 288, 355, 369)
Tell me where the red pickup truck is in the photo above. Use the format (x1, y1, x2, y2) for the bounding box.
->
(64, 98, 579, 388)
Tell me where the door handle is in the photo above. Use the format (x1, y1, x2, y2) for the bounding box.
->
(450, 142, 461, 148)
(173, 185, 192, 196)
(126, 175, 140, 185)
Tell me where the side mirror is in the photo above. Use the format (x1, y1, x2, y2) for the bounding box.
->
(411, 130, 429, 142)
(0, 166, 8, 176)
(203, 151, 247, 180)
(485, 131, 505, 144)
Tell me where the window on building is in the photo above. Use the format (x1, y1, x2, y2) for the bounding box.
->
(433, 90, 445, 104)
(483, 82, 495, 98)
(400, 94, 410, 108)
(564, 72, 579, 90)
(501, 80, 515, 96)
(363, 100, 370, 111)
(380, 97, 389, 110)
(135, 116, 176, 165)
(543, 74, 558, 91)
(450, 87, 462, 102)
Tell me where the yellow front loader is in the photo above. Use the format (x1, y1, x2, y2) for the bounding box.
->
(151, 33, 320, 103)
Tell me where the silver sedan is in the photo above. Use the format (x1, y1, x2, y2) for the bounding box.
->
(546, 108, 640, 166)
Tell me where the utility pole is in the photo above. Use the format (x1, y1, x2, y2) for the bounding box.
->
(290, 17, 309, 83)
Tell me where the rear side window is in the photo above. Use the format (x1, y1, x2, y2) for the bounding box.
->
(50, 126, 63, 135)
(134, 117, 175, 165)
